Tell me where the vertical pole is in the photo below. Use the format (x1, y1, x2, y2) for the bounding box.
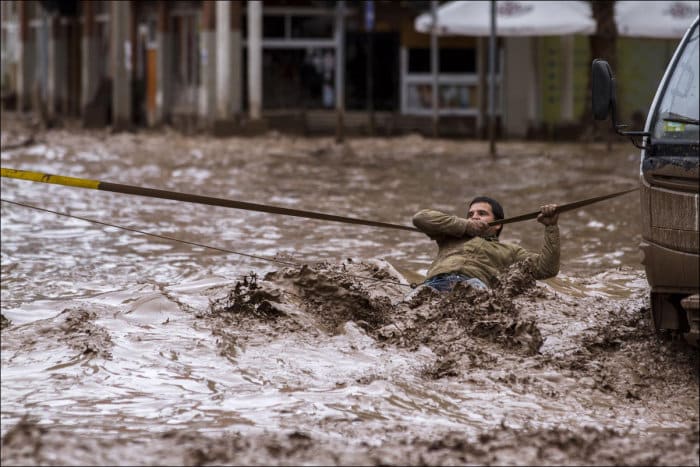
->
(38, 9, 48, 103)
(231, 1, 242, 116)
(16, 1, 24, 110)
(477, 37, 484, 133)
(367, 31, 374, 136)
(430, 0, 439, 138)
(111, 0, 132, 131)
(57, 15, 68, 115)
(81, 0, 97, 120)
(248, 0, 262, 121)
(17, 1, 31, 111)
(200, 1, 216, 127)
(129, 0, 137, 117)
(155, 0, 170, 124)
(69, 13, 80, 117)
(216, 0, 231, 121)
(335, 0, 345, 143)
(365, 0, 374, 136)
(47, 12, 68, 117)
(47, 14, 60, 117)
(488, 0, 496, 157)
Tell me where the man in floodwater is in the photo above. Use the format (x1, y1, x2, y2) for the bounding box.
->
(413, 196, 560, 291)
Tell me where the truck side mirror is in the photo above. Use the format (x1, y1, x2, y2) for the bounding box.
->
(591, 59, 615, 121)
(591, 58, 651, 149)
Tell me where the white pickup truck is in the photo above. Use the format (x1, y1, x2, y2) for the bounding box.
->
(592, 16, 699, 346)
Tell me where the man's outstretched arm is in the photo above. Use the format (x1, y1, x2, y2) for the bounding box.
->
(413, 209, 488, 239)
(514, 204, 561, 279)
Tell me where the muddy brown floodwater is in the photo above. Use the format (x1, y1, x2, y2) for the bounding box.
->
(1, 115, 698, 466)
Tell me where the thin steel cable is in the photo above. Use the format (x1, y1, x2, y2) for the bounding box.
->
(0, 198, 412, 288)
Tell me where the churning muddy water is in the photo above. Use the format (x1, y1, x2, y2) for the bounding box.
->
(1, 116, 698, 466)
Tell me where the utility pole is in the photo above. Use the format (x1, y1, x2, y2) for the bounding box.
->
(488, 0, 497, 157)
(430, 0, 439, 138)
(216, 1, 231, 122)
(365, 0, 375, 136)
(335, 0, 346, 143)
(248, 0, 262, 121)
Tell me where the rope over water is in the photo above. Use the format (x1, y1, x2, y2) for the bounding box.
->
(0, 168, 419, 232)
(1, 168, 638, 290)
(1, 167, 638, 229)
(488, 188, 639, 226)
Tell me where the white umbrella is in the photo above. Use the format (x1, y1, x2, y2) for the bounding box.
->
(414, 1, 595, 145)
(615, 1, 699, 38)
(414, 1, 595, 37)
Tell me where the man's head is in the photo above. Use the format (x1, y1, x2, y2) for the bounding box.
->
(468, 196, 504, 237)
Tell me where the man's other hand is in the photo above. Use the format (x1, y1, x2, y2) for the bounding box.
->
(537, 204, 559, 226)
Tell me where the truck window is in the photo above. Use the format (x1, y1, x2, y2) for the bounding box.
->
(651, 22, 699, 144)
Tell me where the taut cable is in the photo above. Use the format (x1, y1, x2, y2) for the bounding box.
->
(1, 168, 419, 232)
(1, 168, 639, 230)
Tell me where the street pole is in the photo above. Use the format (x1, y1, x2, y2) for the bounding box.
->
(431, 0, 439, 138)
(365, 0, 375, 136)
(488, 0, 497, 157)
(335, 0, 346, 143)
(247, 0, 262, 121)
(216, 1, 231, 121)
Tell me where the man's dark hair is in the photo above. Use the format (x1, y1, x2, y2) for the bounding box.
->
(469, 196, 504, 237)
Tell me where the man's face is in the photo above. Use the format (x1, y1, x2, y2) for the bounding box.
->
(467, 202, 502, 236)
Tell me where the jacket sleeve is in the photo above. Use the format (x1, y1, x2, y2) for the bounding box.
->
(412, 209, 471, 239)
(512, 225, 560, 279)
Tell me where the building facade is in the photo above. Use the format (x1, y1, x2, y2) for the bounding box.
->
(0, 1, 677, 138)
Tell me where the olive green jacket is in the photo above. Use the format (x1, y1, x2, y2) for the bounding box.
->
(413, 209, 560, 287)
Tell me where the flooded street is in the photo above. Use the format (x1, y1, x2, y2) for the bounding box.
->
(1, 115, 698, 466)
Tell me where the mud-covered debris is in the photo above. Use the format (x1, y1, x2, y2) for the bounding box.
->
(541, 297, 700, 401)
(204, 259, 548, 384)
(376, 261, 544, 359)
(211, 273, 286, 321)
(211, 263, 393, 335)
(387, 423, 700, 466)
(207, 260, 546, 366)
(181, 430, 332, 466)
(491, 257, 539, 298)
(56, 308, 114, 359)
(420, 357, 459, 379)
(2, 417, 697, 466)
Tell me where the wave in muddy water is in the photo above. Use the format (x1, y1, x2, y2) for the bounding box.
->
(3, 259, 698, 464)
(2, 413, 698, 466)
(2, 259, 698, 466)
(207, 259, 543, 365)
(198, 260, 698, 454)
